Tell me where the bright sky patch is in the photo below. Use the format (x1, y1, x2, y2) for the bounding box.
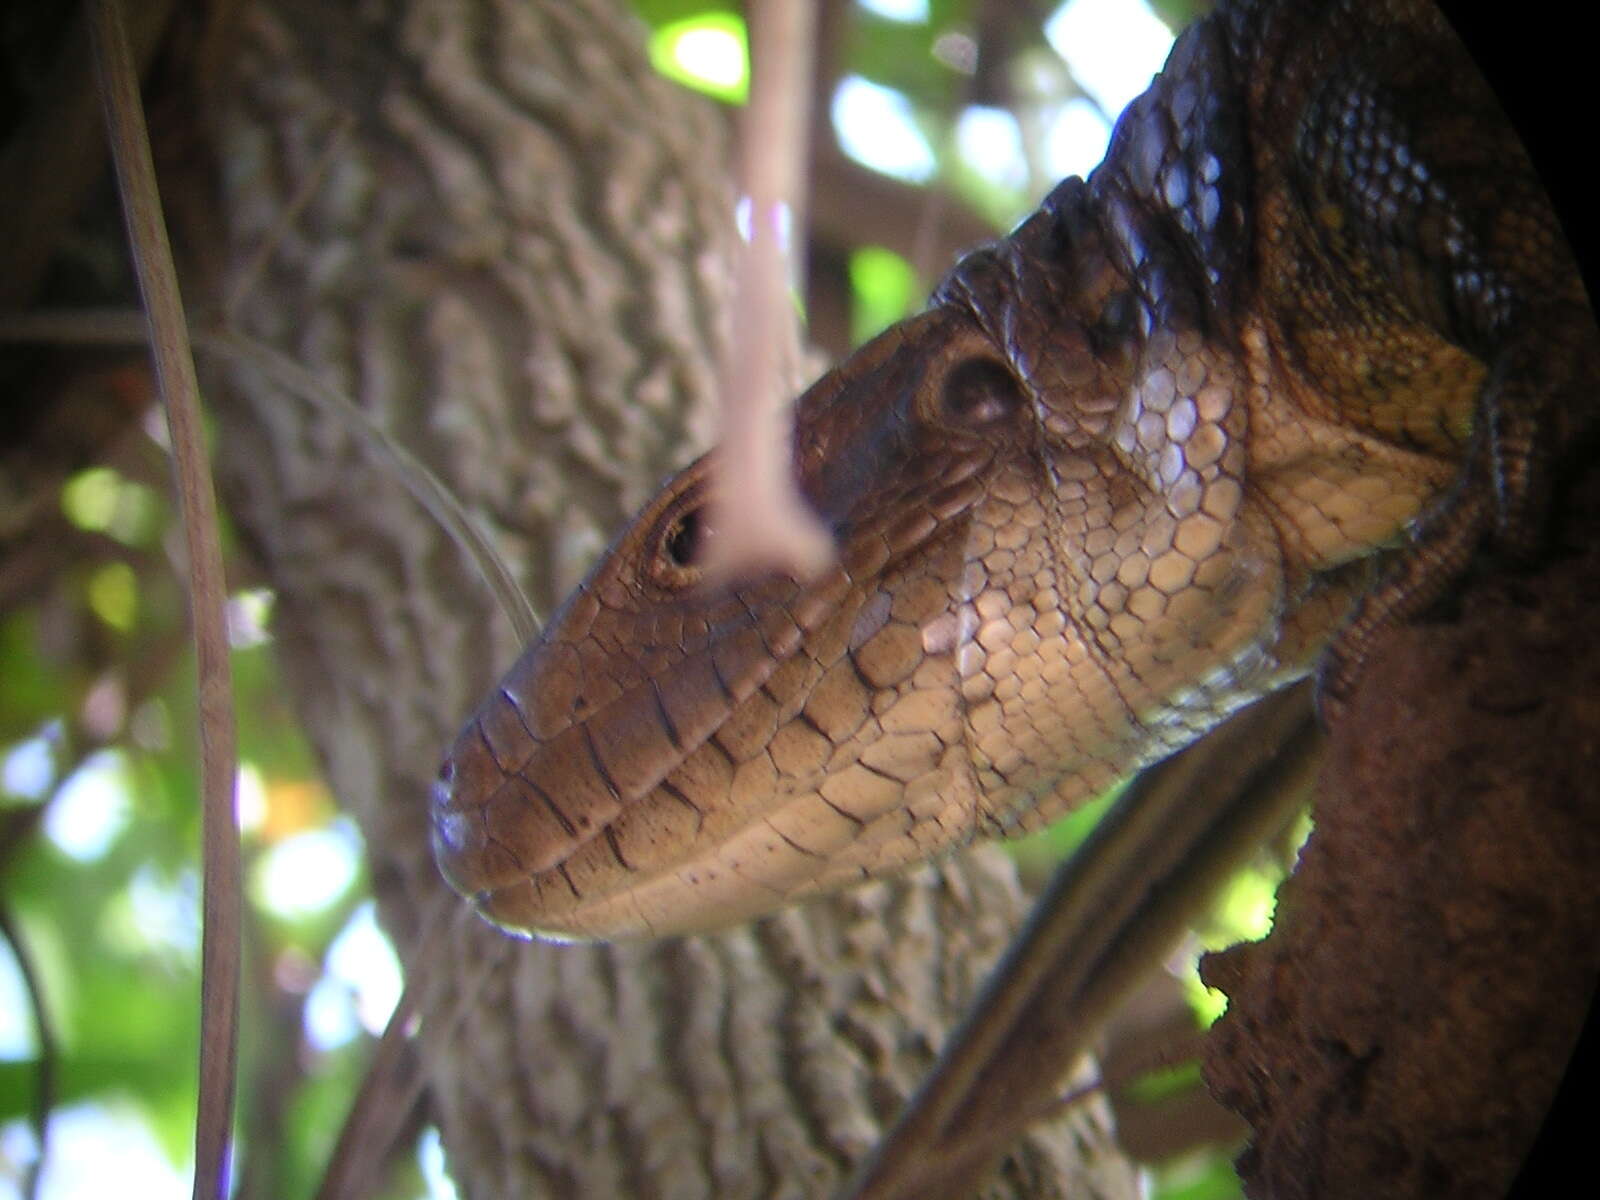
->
(1046, 0, 1174, 117)
(833, 75, 936, 183)
(856, 0, 929, 22)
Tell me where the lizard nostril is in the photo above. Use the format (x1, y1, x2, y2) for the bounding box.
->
(431, 804, 485, 892)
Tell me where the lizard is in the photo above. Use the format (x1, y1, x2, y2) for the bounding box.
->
(430, 0, 1597, 945)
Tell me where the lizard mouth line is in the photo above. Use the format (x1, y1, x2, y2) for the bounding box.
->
(431, 464, 1002, 940)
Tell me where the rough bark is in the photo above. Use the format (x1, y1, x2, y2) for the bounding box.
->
(194, 1, 1136, 1196)
(1202, 468, 1600, 1198)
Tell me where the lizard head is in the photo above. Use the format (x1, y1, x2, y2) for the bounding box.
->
(432, 182, 1290, 941)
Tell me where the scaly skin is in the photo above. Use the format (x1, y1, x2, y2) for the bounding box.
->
(431, 0, 1596, 941)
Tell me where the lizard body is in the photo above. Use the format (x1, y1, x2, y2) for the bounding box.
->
(432, 0, 1596, 941)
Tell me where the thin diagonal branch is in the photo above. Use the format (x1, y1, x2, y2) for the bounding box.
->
(0, 311, 541, 643)
(200, 331, 541, 644)
(313, 900, 485, 1200)
(88, 5, 242, 1199)
(0, 905, 54, 1200)
(843, 683, 1318, 1199)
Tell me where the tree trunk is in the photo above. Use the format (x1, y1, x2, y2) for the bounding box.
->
(1202, 465, 1600, 1199)
(191, 1, 1137, 1196)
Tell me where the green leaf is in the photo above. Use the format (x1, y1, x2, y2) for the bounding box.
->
(0, 613, 73, 739)
(1147, 1151, 1246, 1200)
(849, 246, 920, 345)
(647, 12, 748, 104)
(87, 562, 140, 632)
(1120, 1057, 1204, 1106)
(61, 467, 166, 547)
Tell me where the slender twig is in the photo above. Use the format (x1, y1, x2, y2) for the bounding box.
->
(0, 307, 149, 344)
(0, 0, 177, 312)
(0, 311, 541, 643)
(199, 331, 541, 643)
(911, 1020, 1212, 1168)
(313, 980, 424, 1200)
(1041, 1026, 1209, 1126)
(314, 900, 493, 1200)
(708, 0, 832, 580)
(841, 683, 1319, 1199)
(87, 5, 242, 1199)
(224, 113, 354, 321)
(0, 905, 54, 1200)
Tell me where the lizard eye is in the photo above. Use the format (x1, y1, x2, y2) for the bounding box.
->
(664, 507, 705, 568)
(939, 358, 1024, 427)
(649, 501, 712, 587)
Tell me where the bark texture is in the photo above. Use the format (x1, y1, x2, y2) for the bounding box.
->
(197, 1, 1135, 1196)
(1203, 465, 1600, 1198)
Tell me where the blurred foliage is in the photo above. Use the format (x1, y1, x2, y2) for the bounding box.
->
(647, 10, 749, 104)
(848, 245, 921, 344)
(1145, 1151, 1249, 1200)
(0, 440, 402, 1195)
